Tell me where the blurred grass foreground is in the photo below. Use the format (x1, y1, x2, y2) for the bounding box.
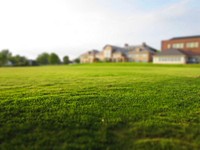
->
(0, 63, 200, 149)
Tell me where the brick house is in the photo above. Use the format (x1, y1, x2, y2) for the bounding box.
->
(80, 43, 158, 63)
(98, 45, 128, 62)
(80, 50, 100, 63)
(127, 43, 157, 62)
(160, 35, 200, 63)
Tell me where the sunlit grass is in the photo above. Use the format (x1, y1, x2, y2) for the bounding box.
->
(0, 63, 200, 149)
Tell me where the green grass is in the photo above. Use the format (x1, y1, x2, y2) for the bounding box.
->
(0, 63, 200, 150)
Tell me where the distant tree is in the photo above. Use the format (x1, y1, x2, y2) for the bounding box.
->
(10, 55, 29, 66)
(73, 58, 80, 64)
(63, 55, 70, 64)
(36, 52, 50, 65)
(0, 49, 12, 66)
(49, 53, 61, 65)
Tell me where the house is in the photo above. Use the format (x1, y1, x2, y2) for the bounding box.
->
(80, 43, 158, 63)
(127, 43, 157, 62)
(80, 50, 100, 63)
(153, 49, 188, 64)
(161, 35, 200, 63)
(97, 45, 128, 62)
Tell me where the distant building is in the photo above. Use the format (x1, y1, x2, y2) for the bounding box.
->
(80, 50, 100, 63)
(98, 45, 128, 62)
(161, 35, 200, 63)
(153, 49, 188, 64)
(80, 43, 158, 63)
(127, 43, 157, 62)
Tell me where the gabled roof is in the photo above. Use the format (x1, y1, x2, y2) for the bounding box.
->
(103, 44, 128, 54)
(103, 43, 158, 56)
(127, 44, 157, 53)
(88, 50, 99, 54)
(80, 49, 99, 56)
(170, 35, 200, 40)
(155, 49, 187, 56)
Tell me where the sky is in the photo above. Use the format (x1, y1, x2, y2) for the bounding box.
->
(0, 0, 200, 60)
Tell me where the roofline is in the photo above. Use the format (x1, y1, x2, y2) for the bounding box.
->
(80, 49, 100, 56)
(155, 49, 187, 56)
(169, 35, 200, 40)
(144, 44, 158, 52)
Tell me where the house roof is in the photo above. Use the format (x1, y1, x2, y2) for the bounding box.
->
(170, 35, 200, 40)
(80, 49, 99, 56)
(103, 44, 129, 54)
(127, 44, 157, 53)
(103, 43, 157, 56)
(155, 49, 187, 56)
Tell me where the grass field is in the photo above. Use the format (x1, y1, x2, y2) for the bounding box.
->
(0, 63, 200, 150)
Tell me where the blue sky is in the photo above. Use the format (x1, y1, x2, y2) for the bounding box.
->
(136, 0, 181, 10)
(98, 0, 181, 12)
(0, 0, 199, 59)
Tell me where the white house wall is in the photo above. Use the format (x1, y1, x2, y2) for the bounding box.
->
(153, 56, 187, 64)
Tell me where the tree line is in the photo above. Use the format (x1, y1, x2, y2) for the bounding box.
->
(0, 49, 79, 67)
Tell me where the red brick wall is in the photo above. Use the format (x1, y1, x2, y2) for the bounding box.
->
(161, 38, 200, 55)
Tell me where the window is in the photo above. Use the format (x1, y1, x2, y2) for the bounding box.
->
(159, 57, 181, 62)
(142, 54, 147, 57)
(136, 48, 142, 52)
(134, 54, 139, 57)
(186, 42, 199, 48)
(172, 43, 184, 49)
(105, 51, 111, 58)
(167, 44, 171, 49)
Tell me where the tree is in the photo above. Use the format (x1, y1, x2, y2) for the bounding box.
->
(10, 55, 29, 66)
(0, 49, 12, 66)
(49, 53, 61, 65)
(63, 55, 70, 64)
(36, 52, 50, 65)
(73, 58, 80, 64)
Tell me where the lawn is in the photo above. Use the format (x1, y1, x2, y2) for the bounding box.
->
(0, 63, 200, 150)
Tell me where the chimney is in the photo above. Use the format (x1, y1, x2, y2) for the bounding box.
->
(142, 42, 147, 47)
(124, 43, 129, 47)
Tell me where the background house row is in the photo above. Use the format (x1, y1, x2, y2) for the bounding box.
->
(80, 35, 200, 64)
(80, 43, 157, 63)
